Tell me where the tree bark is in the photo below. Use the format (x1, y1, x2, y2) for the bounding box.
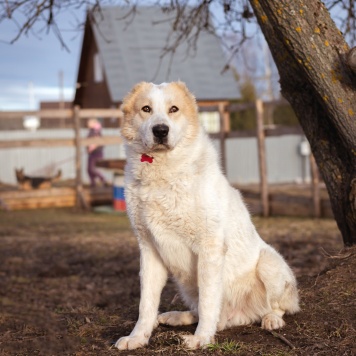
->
(249, 0, 356, 246)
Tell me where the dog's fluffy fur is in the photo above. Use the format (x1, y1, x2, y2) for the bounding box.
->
(115, 82, 299, 350)
(15, 168, 61, 190)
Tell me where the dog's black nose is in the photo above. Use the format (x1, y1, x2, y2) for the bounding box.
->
(152, 124, 169, 139)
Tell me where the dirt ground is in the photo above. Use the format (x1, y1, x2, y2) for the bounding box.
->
(0, 208, 355, 355)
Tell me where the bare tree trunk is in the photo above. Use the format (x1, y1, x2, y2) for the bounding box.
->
(250, 0, 356, 246)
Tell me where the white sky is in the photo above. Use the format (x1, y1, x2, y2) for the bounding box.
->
(0, 2, 351, 111)
(0, 8, 85, 110)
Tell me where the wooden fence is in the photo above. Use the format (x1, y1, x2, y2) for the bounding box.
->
(0, 106, 123, 209)
(199, 99, 321, 218)
(0, 100, 322, 216)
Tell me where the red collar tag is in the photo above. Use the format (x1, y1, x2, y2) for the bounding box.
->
(141, 154, 154, 163)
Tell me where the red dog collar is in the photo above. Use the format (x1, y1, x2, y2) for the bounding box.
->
(141, 154, 154, 163)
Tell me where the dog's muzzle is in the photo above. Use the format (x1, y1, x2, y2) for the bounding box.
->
(152, 124, 169, 144)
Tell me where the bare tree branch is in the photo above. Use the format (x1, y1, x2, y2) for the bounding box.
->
(0, 0, 355, 51)
(325, 0, 356, 44)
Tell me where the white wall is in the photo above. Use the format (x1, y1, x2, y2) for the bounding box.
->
(213, 134, 310, 185)
(0, 129, 125, 185)
(0, 130, 310, 186)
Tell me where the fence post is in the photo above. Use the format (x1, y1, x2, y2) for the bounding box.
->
(73, 105, 89, 209)
(218, 102, 228, 174)
(256, 99, 269, 217)
(309, 154, 321, 218)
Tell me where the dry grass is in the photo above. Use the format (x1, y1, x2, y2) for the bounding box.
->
(0, 208, 355, 355)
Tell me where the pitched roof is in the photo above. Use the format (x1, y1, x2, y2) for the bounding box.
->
(91, 6, 238, 101)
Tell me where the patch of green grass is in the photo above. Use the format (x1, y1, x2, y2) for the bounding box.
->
(207, 339, 242, 353)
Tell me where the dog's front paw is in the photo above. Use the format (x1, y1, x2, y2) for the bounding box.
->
(181, 334, 214, 349)
(261, 313, 285, 330)
(114, 335, 149, 350)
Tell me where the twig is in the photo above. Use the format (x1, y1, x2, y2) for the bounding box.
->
(320, 247, 352, 259)
(268, 330, 296, 349)
(311, 271, 321, 288)
(170, 293, 180, 304)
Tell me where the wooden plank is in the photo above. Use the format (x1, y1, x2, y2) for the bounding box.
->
(83, 189, 112, 204)
(7, 196, 75, 206)
(198, 100, 289, 114)
(0, 100, 288, 121)
(3, 193, 76, 210)
(209, 125, 303, 140)
(0, 138, 75, 149)
(0, 187, 75, 199)
(0, 108, 124, 120)
(270, 195, 313, 217)
(0, 186, 113, 210)
(256, 99, 269, 217)
(81, 136, 122, 146)
(227, 102, 255, 112)
(198, 100, 229, 106)
(0, 127, 301, 148)
(0, 184, 333, 217)
(198, 102, 256, 113)
(0, 109, 73, 120)
(265, 126, 303, 137)
(0, 135, 122, 149)
(96, 159, 126, 170)
(198, 106, 219, 112)
(79, 108, 123, 118)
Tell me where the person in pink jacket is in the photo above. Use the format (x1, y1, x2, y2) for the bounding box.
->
(87, 118, 108, 187)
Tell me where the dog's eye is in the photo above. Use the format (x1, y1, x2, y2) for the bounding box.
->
(169, 106, 179, 113)
(142, 105, 151, 113)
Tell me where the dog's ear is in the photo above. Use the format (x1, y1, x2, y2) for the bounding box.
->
(121, 82, 150, 141)
(174, 81, 197, 101)
(173, 82, 198, 109)
(174, 81, 190, 92)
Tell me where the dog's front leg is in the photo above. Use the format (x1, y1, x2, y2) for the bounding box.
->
(115, 244, 168, 350)
(182, 240, 224, 349)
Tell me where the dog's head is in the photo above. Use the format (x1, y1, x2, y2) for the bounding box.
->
(121, 82, 200, 152)
(15, 168, 25, 182)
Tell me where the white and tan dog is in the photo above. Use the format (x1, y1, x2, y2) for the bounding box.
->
(115, 82, 299, 350)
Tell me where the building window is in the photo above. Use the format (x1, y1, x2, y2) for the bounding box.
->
(94, 53, 103, 83)
(199, 112, 220, 133)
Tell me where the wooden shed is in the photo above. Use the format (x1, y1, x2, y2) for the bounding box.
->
(73, 6, 239, 109)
